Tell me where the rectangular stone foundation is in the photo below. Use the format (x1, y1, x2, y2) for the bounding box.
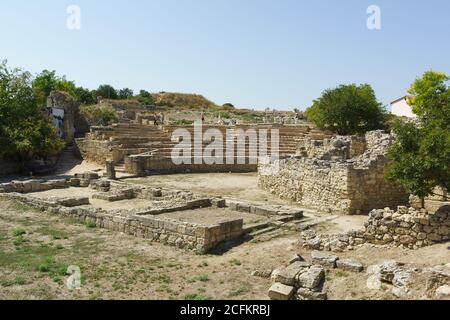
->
(1, 193, 243, 254)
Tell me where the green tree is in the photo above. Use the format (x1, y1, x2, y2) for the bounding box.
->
(95, 84, 118, 100)
(305, 84, 387, 135)
(118, 88, 134, 99)
(222, 103, 235, 109)
(137, 90, 155, 106)
(387, 71, 449, 203)
(0, 61, 64, 161)
(74, 86, 96, 105)
(32, 70, 76, 106)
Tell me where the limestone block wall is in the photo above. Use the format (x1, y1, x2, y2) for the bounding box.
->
(258, 158, 351, 214)
(410, 187, 449, 213)
(258, 131, 410, 215)
(125, 154, 257, 175)
(363, 206, 450, 248)
(76, 138, 115, 163)
(347, 157, 410, 213)
(301, 206, 450, 251)
(1, 193, 243, 254)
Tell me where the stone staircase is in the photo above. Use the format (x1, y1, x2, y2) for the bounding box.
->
(80, 123, 334, 174)
(54, 145, 82, 175)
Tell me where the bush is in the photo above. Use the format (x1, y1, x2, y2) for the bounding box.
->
(305, 84, 387, 135)
(0, 61, 64, 160)
(387, 71, 450, 201)
(80, 104, 118, 126)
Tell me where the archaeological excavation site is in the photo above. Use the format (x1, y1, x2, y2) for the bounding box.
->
(0, 88, 449, 302)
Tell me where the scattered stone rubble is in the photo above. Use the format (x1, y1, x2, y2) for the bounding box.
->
(268, 258, 327, 300)
(265, 251, 365, 300)
(366, 261, 450, 299)
(300, 205, 450, 252)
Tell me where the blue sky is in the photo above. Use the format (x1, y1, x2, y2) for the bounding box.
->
(1, 0, 449, 110)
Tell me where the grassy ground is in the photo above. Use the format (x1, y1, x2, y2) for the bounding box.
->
(0, 199, 287, 300)
(2, 197, 448, 300)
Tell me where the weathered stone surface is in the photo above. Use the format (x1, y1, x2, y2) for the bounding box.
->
(55, 197, 90, 207)
(297, 265, 325, 289)
(296, 288, 327, 300)
(436, 285, 450, 298)
(268, 283, 295, 300)
(392, 270, 414, 288)
(392, 286, 410, 298)
(275, 261, 310, 286)
(258, 131, 410, 215)
(105, 160, 116, 180)
(311, 251, 338, 268)
(366, 275, 382, 290)
(251, 269, 273, 279)
(211, 198, 226, 208)
(377, 261, 403, 283)
(69, 178, 81, 187)
(288, 254, 305, 265)
(336, 259, 364, 272)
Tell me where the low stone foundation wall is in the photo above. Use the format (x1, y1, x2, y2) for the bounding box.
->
(300, 206, 450, 251)
(125, 155, 257, 176)
(0, 172, 101, 194)
(0, 179, 69, 193)
(225, 199, 304, 218)
(0, 193, 243, 254)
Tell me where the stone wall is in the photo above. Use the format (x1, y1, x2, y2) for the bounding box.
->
(75, 138, 115, 164)
(1, 192, 243, 254)
(125, 154, 257, 176)
(0, 172, 100, 194)
(258, 131, 410, 215)
(300, 205, 450, 251)
(410, 187, 449, 213)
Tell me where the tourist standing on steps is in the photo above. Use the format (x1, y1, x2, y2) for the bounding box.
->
(201, 112, 205, 123)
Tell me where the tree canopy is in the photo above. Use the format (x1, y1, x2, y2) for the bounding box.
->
(0, 61, 64, 160)
(32, 70, 77, 106)
(387, 70, 450, 200)
(118, 88, 134, 99)
(95, 84, 118, 100)
(305, 84, 387, 135)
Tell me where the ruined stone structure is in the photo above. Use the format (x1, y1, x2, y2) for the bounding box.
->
(258, 131, 410, 215)
(0, 172, 305, 253)
(76, 123, 313, 175)
(300, 204, 450, 251)
(410, 187, 449, 213)
(47, 91, 80, 144)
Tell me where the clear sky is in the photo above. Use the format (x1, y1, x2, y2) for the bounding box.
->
(1, 0, 449, 110)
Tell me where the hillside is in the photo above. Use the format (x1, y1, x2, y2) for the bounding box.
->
(152, 92, 218, 110)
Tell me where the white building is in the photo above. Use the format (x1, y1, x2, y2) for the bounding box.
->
(390, 95, 417, 118)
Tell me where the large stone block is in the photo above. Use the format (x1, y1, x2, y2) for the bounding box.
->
(275, 261, 310, 286)
(336, 259, 364, 272)
(297, 266, 325, 289)
(268, 283, 295, 300)
(311, 251, 339, 268)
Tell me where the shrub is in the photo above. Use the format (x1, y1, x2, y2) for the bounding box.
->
(80, 104, 118, 126)
(305, 84, 387, 135)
